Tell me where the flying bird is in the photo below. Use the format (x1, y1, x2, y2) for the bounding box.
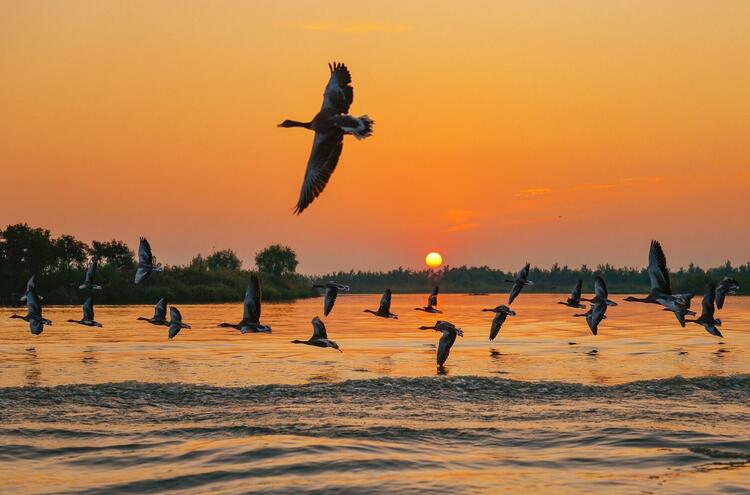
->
(575, 302, 607, 336)
(218, 276, 272, 333)
(279, 62, 374, 214)
(558, 279, 586, 309)
(716, 277, 740, 310)
(623, 241, 695, 325)
(291, 316, 341, 351)
(134, 237, 163, 284)
(168, 307, 191, 339)
(68, 297, 102, 327)
(415, 286, 442, 313)
(137, 297, 170, 326)
(13, 280, 51, 335)
(312, 281, 350, 316)
(505, 263, 533, 305)
(419, 320, 463, 368)
(364, 288, 398, 319)
(685, 284, 723, 337)
(582, 276, 618, 307)
(482, 305, 516, 340)
(79, 256, 102, 290)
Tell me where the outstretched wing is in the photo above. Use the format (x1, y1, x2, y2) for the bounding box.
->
(324, 286, 338, 316)
(701, 284, 716, 319)
(82, 297, 95, 321)
(571, 279, 583, 301)
(715, 285, 727, 310)
(489, 312, 508, 340)
(648, 240, 671, 295)
(294, 132, 344, 215)
(85, 256, 98, 283)
(428, 286, 439, 307)
(153, 298, 167, 320)
(245, 275, 262, 323)
(588, 302, 607, 335)
(378, 289, 392, 313)
(437, 331, 456, 366)
(169, 306, 182, 324)
(518, 263, 530, 280)
(138, 237, 153, 265)
(311, 317, 328, 340)
(321, 62, 353, 114)
(594, 276, 608, 299)
(508, 283, 523, 305)
(134, 266, 151, 284)
(26, 291, 42, 318)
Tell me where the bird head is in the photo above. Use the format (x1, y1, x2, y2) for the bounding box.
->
(278, 120, 297, 128)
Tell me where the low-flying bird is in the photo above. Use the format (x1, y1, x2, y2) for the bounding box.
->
(415, 286, 442, 313)
(291, 316, 341, 351)
(623, 241, 694, 325)
(67, 297, 102, 327)
(312, 281, 350, 316)
(218, 276, 272, 333)
(716, 277, 740, 310)
(558, 279, 586, 309)
(582, 276, 618, 307)
(575, 302, 607, 336)
(482, 305, 516, 340)
(137, 298, 169, 326)
(14, 280, 51, 335)
(134, 237, 162, 284)
(168, 307, 191, 339)
(364, 288, 398, 319)
(79, 256, 102, 290)
(505, 263, 533, 305)
(19, 275, 40, 302)
(279, 62, 374, 214)
(686, 284, 723, 337)
(419, 320, 464, 368)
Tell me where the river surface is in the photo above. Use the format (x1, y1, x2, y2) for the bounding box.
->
(0, 294, 748, 493)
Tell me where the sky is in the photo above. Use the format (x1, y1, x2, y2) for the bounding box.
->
(1, 1, 749, 274)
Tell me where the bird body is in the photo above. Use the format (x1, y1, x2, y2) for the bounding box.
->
(419, 320, 463, 367)
(280, 62, 374, 214)
(364, 288, 398, 318)
(482, 305, 516, 340)
(686, 284, 723, 337)
(506, 263, 533, 305)
(168, 307, 191, 339)
(291, 316, 341, 351)
(134, 237, 163, 284)
(16, 279, 51, 335)
(68, 297, 102, 327)
(415, 286, 442, 313)
(582, 276, 619, 307)
(312, 281, 350, 316)
(137, 297, 170, 326)
(218, 275, 272, 333)
(574, 277, 614, 335)
(79, 256, 102, 290)
(558, 279, 586, 309)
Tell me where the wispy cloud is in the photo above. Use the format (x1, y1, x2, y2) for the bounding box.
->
(296, 22, 410, 34)
(515, 188, 554, 197)
(571, 183, 615, 191)
(444, 223, 481, 233)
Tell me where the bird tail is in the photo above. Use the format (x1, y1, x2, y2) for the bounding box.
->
(351, 115, 374, 140)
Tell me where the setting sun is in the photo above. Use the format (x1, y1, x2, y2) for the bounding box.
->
(425, 252, 443, 269)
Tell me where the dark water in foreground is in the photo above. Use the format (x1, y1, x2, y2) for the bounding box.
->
(1, 294, 749, 493)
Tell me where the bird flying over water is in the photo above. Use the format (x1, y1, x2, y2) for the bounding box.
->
(19, 275, 40, 302)
(482, 305, 516, 340)
(574, 277, 614, 335)
(79, 256, 102, 290)
(419, 320, 463, 367)
(364, 288, 398, 319)
(686, 283, 723, 337)
(716, 277, 740, 310)
(134, 237, 162, 284)
(137, 297, 169, 326)
(506, 263, 533, 305)
(218, 275, 272, 333)
(415, 286, 442, 313)
(168, 307, 191, 339)
(582, 276, 618, 307)
(291, 316, 341, 351)
(12, 277, 51, 335)
(68, 297, 102, 327)
(279, 62, 374, 214)
(312, 281, 350, 316)
(558, 279, 586, 309)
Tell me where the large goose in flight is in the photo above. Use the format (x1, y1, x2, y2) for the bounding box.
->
(137, 297, 169, 326)
(279, 62, 374, 214)
(12, 278, 51, 335)
(364, 288, 398, 319)
(218, 276, 272, 333)
(312, 281, 350, 316)
(79, 256, 102, 290)
(135, 237, 163, 284)
(291, 316, 341, 351)
(558, 279, 586, 309)
(68, 297, 102, 327)
(168, 307, 191, 339)
(415, 286, 442, 313)
(482, 305, 516, 340)
(505, 263, 533, 305)
(419, 320, 464, 368)
(686, 283, 723, 337)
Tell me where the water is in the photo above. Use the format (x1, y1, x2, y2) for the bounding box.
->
(1, 294, 749, 493)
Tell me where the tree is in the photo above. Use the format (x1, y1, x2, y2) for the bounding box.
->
(0, 223, 56, 275)
(189, 254, 208, 272)
(255, 244, 298, 276)
(206, 249, 242, 271)
(54, 234, 89, 268)
(90, 240, 135, 269)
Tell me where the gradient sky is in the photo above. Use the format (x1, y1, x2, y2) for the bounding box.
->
(1, 1, 749, 273)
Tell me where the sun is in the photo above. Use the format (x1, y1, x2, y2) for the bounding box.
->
(425, 252, 443, 269)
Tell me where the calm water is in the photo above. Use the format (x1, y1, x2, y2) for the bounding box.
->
(1, 294, 749, 493)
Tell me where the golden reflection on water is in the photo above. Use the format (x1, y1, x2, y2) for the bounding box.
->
(0, 294, 748, 387)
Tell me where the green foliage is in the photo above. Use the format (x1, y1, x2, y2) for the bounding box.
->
(255, 244, 298, 277)
(90, 240, 135, 269)
(206, 249, 242, 271)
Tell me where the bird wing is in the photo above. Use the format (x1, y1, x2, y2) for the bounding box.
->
(169, 306, 182, 324)
(489, 313, 507, 340)
(594, 276, 608, 299)
(312, 317, 328, 339)
(588, 302, 607, 335)
(324, 286, 338, 316)
(437, 331, 456, 366)
(519, 263, 530, 280)
(701, 284, 716, 319)
(428, 286, 439, 307)
(715, 284, 727, 310)
(134, 266, 151, 284)
(29, 317, 44, 335)
(138, 237, 153, 265)
(82, 297, 94, 321)
(294, 132, 344, 215)
(26, 275, 37, 292)
(26, 291, 42, 318)
(378, 289, 392, 313)
(245, 275, 262, 323)
(508, 283, 523, 305)
(168, 323, 181, 339)
(153, 298, 167, 320)
(571, 279, 583, 301)
(85, 256, 98, 283)
(321, 62, 353, 114)
(648, 240, 671, 294)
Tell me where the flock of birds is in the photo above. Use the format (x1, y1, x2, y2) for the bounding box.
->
(8, 237, 741, 369)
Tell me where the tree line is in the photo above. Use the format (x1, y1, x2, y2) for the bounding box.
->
(0, 224, 313, 305)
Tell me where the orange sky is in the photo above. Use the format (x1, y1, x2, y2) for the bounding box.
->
(1, 1, 749, 273)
